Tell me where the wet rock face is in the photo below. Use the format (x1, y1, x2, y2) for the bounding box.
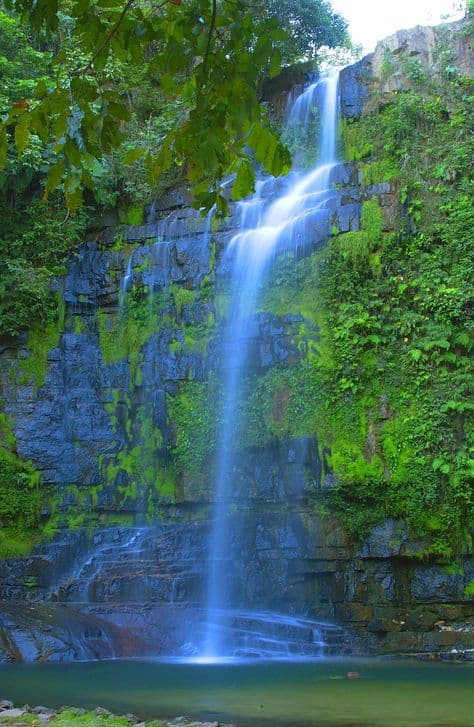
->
(0, 603, 116, 662)
(1, 513, 473, 661)
(0, 159, 368, 496)
(1, 156, 472, 661)
(1, 36, 474, 661)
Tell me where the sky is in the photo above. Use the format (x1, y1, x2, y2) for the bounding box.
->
(330, 0, 465, 54)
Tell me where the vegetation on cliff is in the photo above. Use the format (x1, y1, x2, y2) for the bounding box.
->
(0, 5, 472, 566)
(0, 0, 349, 555)
(161, 23, 473, 559)
(258, 28, 473, 558)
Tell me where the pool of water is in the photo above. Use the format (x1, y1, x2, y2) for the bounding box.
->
(1, 658, 473, 726)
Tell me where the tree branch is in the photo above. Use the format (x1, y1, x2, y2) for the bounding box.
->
(148, 0, 173, 19)
(82, 0, 136, 73)
(203, 0, 217, 77)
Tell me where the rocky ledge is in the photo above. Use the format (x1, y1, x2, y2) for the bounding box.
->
(0, 702, 231, 727)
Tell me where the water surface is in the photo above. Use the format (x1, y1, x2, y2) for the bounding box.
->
(1, 658, 473, 726)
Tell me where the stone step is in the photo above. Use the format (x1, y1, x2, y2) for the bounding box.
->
(76, 557, 203, 573)
(196, 609, 348, 658)
(59, 573, 203, 604)
(228, 615, 324, 642)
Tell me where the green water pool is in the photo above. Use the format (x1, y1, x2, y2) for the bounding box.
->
(1, 658, 473, 726)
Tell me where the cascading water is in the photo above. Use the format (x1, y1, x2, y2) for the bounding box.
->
(203, 70, 340, 658)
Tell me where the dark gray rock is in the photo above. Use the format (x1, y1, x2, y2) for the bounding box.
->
(412, 565, 474, 603)
(339, 55, 374, 119)
(357, 519, 408, 559)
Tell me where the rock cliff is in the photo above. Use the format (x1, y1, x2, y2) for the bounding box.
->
(0, 19, 472, 662)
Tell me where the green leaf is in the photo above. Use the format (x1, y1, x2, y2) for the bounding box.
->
(231, 159, 255, 201)
(64, 172, 83, 211)
(270, 141, 291, 176)
(14, 113, 30, 157)
(107, 101, 131, 122)
(216, 193, 228, 217)
(34, 79, 48, 98)
(268, 48, 282, 79)
(123, 148, 145, 165)
(410, 349, 422, 361)
(71, 77, 99, 102)
(45, 160, 65, 197)
(0, 126, 6, 169)
(455, 331, 472, 349)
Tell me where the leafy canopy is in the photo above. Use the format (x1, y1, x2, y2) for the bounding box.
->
(0, 0, 348, 213)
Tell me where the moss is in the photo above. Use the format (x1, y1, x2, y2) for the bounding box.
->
(314, 82, 473, 552)
(146, 466, 176, 520)
(169, 339, 181, 353)
(98, 296, 155, 380)
(255, 160, 471, 551)
(103, 390, 172, 508)
(22, 293, 65, 388)
(464, 579, 474, 597)
(184, 328, 209, 354)
(0, 412, 16, 448)
(167, 377, 220, 476)
(62, 484, 104, 514)
(340, 117, 375, 161)
(0, 411, 45, 558)
(0, 528, 35, 558)
(74, 316, 86, 334)
(361, 199, 383, 241)
(66, 512, 87, 529)
(102, 513, 135, 526)
(379, 46, 395, 81)
(0, 714, 42, 725)
(51, 709, 132, 727)
(171, 283, 197, 316)
(331, 200, 383, 268)
(117, 206, 145, 226)
(361, 160, 398, 186)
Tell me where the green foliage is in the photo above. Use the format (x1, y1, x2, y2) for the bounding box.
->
(51, 709, 132, 727)
(0, 10, 51, 109)
(167, 377, 220, 477)
(0, 196, 87, 337)
(1, 709, 170, 727)
(0, 0, 347, 213)
(257, 0, 348, 64)
(319, 73, 472, 553)
(21, 294, 65, 387)
(90, 92, 186, 210)
(257, 74, 473, 557)
(361, 160, 398, 186)
(0, 414, 44, 558)
(98, 285, 157, 379)
(171, 284, 197, 317)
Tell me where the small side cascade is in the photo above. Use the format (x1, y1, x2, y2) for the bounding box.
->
(118, 203, 216, 308)
(49, 526, 207, 607)
(119, 250, 135, 314)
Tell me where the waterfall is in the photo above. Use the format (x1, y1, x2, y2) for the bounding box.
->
(203, 71, 340, 658)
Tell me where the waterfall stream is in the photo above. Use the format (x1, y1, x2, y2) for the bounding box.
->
(203, 71, 341, 658)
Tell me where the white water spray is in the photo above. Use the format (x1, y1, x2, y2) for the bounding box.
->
(203, 71, 340, 658)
